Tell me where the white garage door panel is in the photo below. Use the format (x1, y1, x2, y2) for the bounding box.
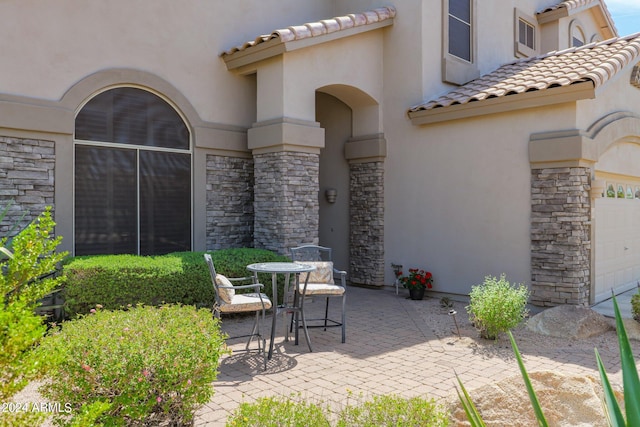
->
(594, 198, 640, 304)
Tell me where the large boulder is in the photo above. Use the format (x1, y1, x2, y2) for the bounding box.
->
(526, 305, 613, 339)
(449, 371, 621, 426)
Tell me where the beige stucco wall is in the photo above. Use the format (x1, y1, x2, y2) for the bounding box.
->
(0, 0, 331, 127)
(383, 101, 577, 295)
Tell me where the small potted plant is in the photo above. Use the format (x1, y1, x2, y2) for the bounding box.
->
(396, 268, 433, 300)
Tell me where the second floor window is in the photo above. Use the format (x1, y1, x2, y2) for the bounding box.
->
(449, 0, 471, 62)
(519, 18, 535, 50)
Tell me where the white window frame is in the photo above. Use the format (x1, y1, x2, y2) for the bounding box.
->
(514, 8, 538, 58)
(442, 0, 479, 85)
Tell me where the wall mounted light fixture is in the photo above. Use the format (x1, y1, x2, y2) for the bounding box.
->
(325, 188, 337, 203)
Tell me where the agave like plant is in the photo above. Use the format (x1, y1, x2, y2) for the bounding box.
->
(458, 295, 639, 426)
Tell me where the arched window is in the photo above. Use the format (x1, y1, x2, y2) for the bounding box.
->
(570, 20, 585, 47)
(74, 87, 191, 256)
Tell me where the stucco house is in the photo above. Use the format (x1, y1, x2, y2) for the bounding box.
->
(1, 0, 639, 307)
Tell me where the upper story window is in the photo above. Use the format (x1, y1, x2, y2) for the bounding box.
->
(442, 0, 479, 85)
(514, 9, 538, 58)
(448, 0, 472, 62)
(569, 20, 586, 47)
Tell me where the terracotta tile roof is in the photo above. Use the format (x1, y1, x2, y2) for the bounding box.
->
(538, 0, 603, 14)
(221, 6, 396, 57)
(408, 33, 640, 114)
(537, 0, 618, 35)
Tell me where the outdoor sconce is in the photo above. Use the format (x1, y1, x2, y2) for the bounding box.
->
(325, 188, 337, 203)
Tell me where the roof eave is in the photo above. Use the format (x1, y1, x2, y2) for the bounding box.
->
(222, 19, 394, 71)
(408, 81, 596, 126)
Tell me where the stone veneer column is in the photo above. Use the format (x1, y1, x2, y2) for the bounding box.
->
(0, 136, 55, 235)
(530, 167, 591, 306)
(253, 152, 319, 254)
(248, 118, 324, 255)
(205, 154, 254, 249)
(349, 161, 385, 286)
(345, 134, 387, 287)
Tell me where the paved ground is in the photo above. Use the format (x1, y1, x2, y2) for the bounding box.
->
(194, 286, 637, 426)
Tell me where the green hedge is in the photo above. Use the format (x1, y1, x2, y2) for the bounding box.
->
(63, 248, 290, 317)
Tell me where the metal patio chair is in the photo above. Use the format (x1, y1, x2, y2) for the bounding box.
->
(204, 253, 272, 368)
(290, 244, 346, 343)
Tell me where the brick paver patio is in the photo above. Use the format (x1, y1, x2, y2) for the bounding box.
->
(194, 286, 632, 426)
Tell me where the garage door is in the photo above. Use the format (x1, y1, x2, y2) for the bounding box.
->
(594, 194, 640, 304)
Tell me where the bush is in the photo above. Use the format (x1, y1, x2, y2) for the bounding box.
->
(336, 394, 449, 427)
(63, 248, 290, 316)
(227, 395, 330, 427)
(37, 304, 226, 426)
(226, 393, 450, 427)
(631, 291, 640, 322)
(466, 274, 529, 340)
(0, 206, 67, 402)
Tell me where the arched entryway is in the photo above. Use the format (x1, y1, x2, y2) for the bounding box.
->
(315, 85, 387, 286)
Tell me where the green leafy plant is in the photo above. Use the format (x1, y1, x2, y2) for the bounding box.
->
(466, 274, 529, 339)
(226, 392, 449, 427)
(336, 393, 449, 426)
(63, 248, 290, 316)
(630, 290, 640, 322)
(595, 296, 640, 426)
(37, 304, 226, 426)
(0, 206, 67, 402)
(227, 395, 330, 427)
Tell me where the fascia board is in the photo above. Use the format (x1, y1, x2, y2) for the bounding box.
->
(409, 81, 595, 126)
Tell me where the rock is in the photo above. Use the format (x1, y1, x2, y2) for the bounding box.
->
(449, 371, 622, 427)
(622, 318, 640, 341)
(526, 305, 613, 339)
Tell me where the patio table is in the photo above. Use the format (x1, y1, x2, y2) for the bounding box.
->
(246, 262, 315, 359)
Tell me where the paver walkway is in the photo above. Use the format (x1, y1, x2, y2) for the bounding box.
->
(194, 286, 634, 426)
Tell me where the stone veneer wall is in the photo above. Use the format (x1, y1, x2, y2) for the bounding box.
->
(0, 136, 55, 236)
(205, 154, 254, 250)
(253, 151, 319, 255)
(349, 161, 384, 286)
(530, 167, 591, 306)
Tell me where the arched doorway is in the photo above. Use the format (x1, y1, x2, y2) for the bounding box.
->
(74, 86, 192, 256)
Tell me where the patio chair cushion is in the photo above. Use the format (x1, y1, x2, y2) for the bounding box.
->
(296, 261, 334, 284)
(302, 283, 345, 296)
(216, 274, 235, 303)
(219, 293, 272, 313)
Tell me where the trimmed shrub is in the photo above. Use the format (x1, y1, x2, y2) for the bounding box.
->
(37, 304, 226, 426)
(63, 248, 290, 316)
(466, 274, 529, 340)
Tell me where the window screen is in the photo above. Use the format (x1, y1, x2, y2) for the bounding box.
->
(74, 87, 191, 256)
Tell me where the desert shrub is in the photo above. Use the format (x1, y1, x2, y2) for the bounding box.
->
(631, 291, 640, 322)
(0, 206, 67, 403)
(227, 395, 330, 427)
(37, 304, 226, 426)
(227, 393, 450, 427)
(466, 274, 529, 340)
(63, 248, 290, 316)
(336, 394, 449, 427)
